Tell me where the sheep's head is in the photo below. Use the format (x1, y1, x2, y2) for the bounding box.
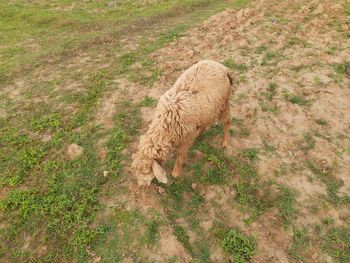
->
(131, 152, 167, 186)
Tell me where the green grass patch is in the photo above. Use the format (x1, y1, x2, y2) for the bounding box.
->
(275, 185, 298, 226)
(322, 227, 350, 263)
(307, 159, 350, 205)
(288, 227, 309, 261)
(224, 58, 248, 73)
(221, 229, 256, 263)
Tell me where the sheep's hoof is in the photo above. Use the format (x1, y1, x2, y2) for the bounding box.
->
(172, 170, 181, 178)
(222, 140, 229, 148)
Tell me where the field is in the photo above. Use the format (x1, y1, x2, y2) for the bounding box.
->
(0, 0, 350, 262)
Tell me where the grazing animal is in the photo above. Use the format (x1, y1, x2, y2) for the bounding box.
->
(132, 60, 233, 186)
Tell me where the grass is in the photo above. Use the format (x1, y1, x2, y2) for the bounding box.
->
(322, 227, 350, 263)
(307, 159, 350, 205)
(283, 90, 310, 106)
(224, 58, 249, 73)
(261, 51, 283, 66)
(288, 228, 309, 261)
(221, 229, 256, 263)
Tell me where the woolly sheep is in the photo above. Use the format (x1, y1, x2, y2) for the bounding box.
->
(132, 60, 233, 186)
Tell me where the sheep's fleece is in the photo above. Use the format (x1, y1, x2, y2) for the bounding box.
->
(132, 60, 233, 186)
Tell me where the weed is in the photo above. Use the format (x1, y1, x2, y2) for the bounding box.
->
(322, 227, 350, 263)
(261, 51, 283, 66)
(221, 229, 256, 263)
(20, 147, 46, 170)
(307, 159, 349, 205)
(29, 113, 61, 131)
(231, 117, 250, 137)
(255, 45, 268, 54)
(173, 225, 193, 254)
(288, 228, 308, 261)
(315, 118, 328, 126)
(239, 148, 259, 161)
(275, 185, 297, 225)
(146, 221, 159, 246)
(196, 241, 210, 262)
(235, 180, 274, 223)
(263, 82, 277, 101)
(299, 132, 315, 152)
(224, 58, 248, 73)
(332, 62, 350, 75)
(283, 90, 309, 106)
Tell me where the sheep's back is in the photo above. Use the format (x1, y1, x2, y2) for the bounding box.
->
(171, 60, 231, 127)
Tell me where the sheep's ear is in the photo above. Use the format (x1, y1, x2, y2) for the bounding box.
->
(152, 160, 167, 184)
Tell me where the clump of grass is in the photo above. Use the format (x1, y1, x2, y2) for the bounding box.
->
(231, 117, 250, 137)
(239, 148, 259, 161)
(299, 132, 315, 153)
(221, 229, 256, 263)
(315, 118, 328, 126)
(262, 82, 277, 101)
(283, 90, 309, 106)
(307, 159, 349, 205)
(261, 51, 283, 66)
(29, 113, 61, 131)
(223, 58, 248, 73)
(255, 45, 267, 54)
(139, 96, 157, 107)
(145, 221, 159, 246)
(332, 62, 350, 75)
(322, 227, 350, 263)
(174, 225, 193, 254)
(275, 185, 297, 225)
(288, 228, 309, 261)
(235, 181, 274, 223)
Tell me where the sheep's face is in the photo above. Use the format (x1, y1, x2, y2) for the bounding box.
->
(131, 153, 167, 186)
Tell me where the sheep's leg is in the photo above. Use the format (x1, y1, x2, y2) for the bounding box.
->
(221, 99, 231, 148)
(172, 136, 196, 178)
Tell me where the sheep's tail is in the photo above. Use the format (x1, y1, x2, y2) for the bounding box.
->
(227, 73, 233, 86)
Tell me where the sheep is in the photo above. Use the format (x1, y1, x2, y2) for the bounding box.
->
(132, 60, 233, 186)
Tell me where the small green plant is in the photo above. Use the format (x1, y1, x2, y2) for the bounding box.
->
(315, 118, 328, 126)
(314, 76, 323, 85)
(139, 96, 157, 107)
(283, 91, 309, 106)
(332, 62, 350, 75)
(261, 51, 282, 66)
(299, 132, 315, 152)
(239, 148, 259, 161)
(275, 185, 297, 225)
(322, 227, 350, 263)
(255, 45, 268, 54)
(146, 221, 159, 246)
(263, 82, 277, 101)
(223, 58, 248, 73)
(29, 113, 61, 131)
(288, 228, 308, 261)
(231, 117, 250, 137)
(221, 229, 256, 263)
(174, 225, 192, 254)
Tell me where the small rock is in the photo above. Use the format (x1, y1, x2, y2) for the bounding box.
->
(191, 183, 197, 190)
(67, 143, 84, 160)
(158, 187, 165, 194)
(103, 171, 109, 177)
